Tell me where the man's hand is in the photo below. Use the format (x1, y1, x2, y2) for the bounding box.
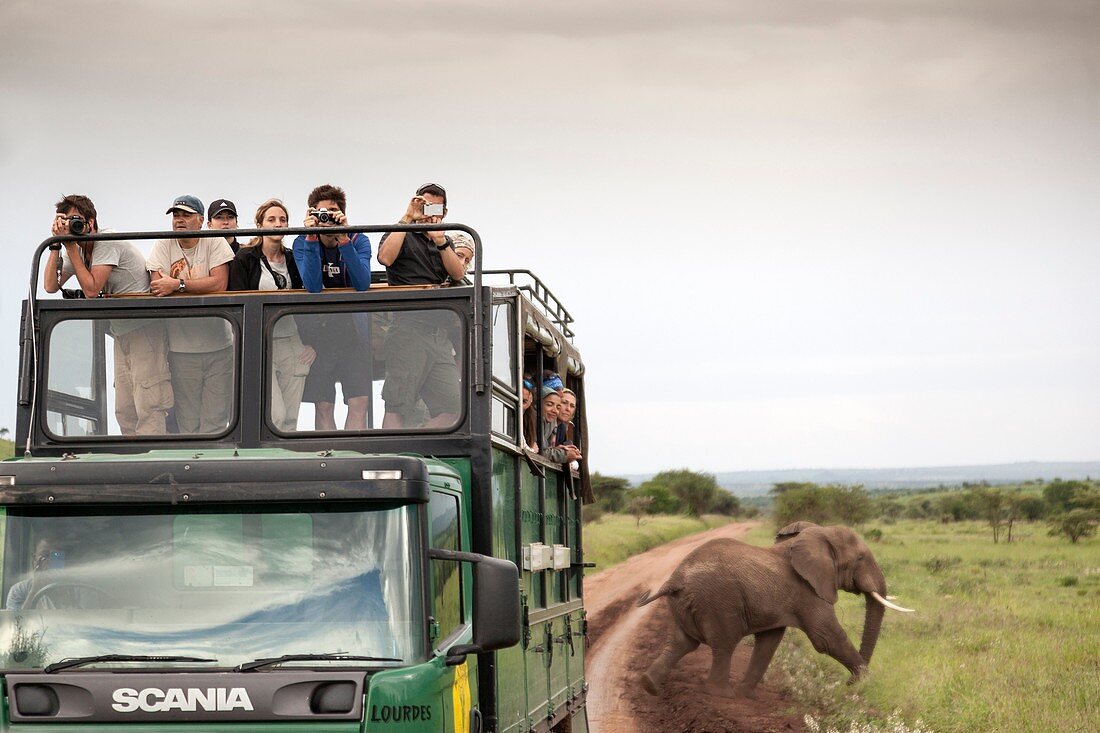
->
(427, 230, 447, 247)
(299, 345, 317, 366)
(564, 445, 583, 462)
(51, 217, 67, 237)
(149, 274, 178, 297)
(403, 196, 427, 224)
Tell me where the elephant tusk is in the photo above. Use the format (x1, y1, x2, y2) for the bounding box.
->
(871, 591, 914, 613)
(886, 595, 897, 600)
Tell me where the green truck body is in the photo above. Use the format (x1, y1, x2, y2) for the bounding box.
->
(1, 228, 590, 732)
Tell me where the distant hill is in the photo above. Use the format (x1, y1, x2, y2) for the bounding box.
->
(623, 461, 1100, 497)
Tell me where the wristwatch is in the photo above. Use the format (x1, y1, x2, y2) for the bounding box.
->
(177, 278, 186, 293)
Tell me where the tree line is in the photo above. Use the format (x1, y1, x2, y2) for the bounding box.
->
(588, 469, 754, 525)
(589, 471, 1098, 544)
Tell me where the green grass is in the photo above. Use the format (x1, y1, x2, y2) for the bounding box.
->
(0, 439, 12, 460)
(745, 521, 1100, 732)
(583, 513, 738, 571)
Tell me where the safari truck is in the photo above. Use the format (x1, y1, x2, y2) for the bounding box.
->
(1, 224, 592, 732)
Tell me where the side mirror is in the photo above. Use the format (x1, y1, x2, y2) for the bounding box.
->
(428, 549, 521, 663)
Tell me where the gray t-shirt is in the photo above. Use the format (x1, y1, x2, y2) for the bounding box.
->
(147, 237, 235, 354)
(61, 237, 150, 295)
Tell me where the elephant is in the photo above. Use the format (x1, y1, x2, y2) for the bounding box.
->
(637, 522, 913, 698)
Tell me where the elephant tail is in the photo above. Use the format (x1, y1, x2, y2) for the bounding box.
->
(636, 581, 681, 607)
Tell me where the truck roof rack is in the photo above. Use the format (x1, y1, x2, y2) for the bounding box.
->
(483, 269, 575, 339)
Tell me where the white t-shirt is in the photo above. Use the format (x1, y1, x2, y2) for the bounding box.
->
(147, 237, 235, 353)
(258, 257, 290, 291)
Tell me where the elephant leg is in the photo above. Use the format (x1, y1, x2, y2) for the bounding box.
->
(704, 644, 738, 698)
(736, 627, 786, 697)
(805, 614, 866, 681)
(640, 622, 699, 696)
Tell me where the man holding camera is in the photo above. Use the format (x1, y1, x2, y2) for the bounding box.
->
(44, 194, 173, 436)
(377, 184, 465, 429)
(292, 184, 373, 431)
(146, 195, 235, 434)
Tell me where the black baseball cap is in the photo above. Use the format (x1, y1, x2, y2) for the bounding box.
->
(208, 199, 238, 219)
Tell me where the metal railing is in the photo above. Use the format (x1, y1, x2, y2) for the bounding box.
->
(22, 224, 486, 456)
(482, 269, 575, 339)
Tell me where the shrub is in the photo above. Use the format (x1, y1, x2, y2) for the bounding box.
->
(773, 484, 873, 528)
(1057, 575, 1079, 587)
(581, 504, 605, 525)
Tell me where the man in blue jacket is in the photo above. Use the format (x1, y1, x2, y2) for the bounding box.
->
(293, 184, 372, 292)
(292, 184, 373, 430)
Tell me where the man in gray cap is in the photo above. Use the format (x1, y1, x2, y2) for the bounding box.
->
(146, 195, 235, 434)
(207, 198, 243, 254)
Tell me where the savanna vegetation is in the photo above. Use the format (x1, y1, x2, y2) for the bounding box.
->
(584, 473, 1099, 731)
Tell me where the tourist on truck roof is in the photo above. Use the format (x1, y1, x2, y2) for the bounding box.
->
(208, 198, 244, 253)
(229, 199, 316, 432)
(291, 185, 372, 430)
(378, 184, 462, 429)
(147, 195, 235, 435)
(377, 183, 465, 285)
(44, 194, 174, 436)
(291, 184, 372, 293)
(442, 231, 474, 286)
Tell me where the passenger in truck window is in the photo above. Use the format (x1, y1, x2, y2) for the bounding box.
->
(522, 378, 538, 452)
(291, 185, 372, 430)
(229, 199, 315, 431)
(539, 387, 582, 464)
(44, 194, 173, 436)
(555, 388, 577, 446)
(147, 195, 235, 434)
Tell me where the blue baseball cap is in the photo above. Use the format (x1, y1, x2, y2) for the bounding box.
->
(166, 195, 204, 216)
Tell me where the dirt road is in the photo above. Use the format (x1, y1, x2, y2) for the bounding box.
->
(584, 521, 804, 733)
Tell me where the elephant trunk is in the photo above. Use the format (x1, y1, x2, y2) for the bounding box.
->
(858, 594, 885, 665)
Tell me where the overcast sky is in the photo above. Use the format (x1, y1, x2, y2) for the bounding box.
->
(1, 0, 1097, 473)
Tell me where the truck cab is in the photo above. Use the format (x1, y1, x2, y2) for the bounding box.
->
(1, 224, 591, 732)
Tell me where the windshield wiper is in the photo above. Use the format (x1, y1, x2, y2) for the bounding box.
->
(235, 653, 401, 672)
(44, 655, 217, 674)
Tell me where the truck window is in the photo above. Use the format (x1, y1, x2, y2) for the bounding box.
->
(270, 308, 464, 433)
(0, 502, 425, 670)
(44, 316, 237, 439)
(428, 491, 463, 641)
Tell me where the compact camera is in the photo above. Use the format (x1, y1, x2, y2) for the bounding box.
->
(311, 208, 336, 224)
(68, 216, 88, 235)
(422, 203, 444, 217)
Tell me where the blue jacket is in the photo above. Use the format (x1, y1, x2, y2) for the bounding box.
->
(292, 233, 372, 293)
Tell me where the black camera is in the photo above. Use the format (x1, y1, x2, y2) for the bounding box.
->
(312, 208, 335, 225)
(68, 216, 87, 235)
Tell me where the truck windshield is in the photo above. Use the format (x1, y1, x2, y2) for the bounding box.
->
(0, 502, 424, 671)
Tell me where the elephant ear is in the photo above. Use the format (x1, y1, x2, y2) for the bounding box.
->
(788, 530, 838, 604)
(775, 520, 820, 543)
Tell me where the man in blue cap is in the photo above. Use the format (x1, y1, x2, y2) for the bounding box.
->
(146, 195, 236, 434)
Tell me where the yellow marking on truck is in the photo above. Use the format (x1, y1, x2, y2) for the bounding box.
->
(452, 661, 471, 733)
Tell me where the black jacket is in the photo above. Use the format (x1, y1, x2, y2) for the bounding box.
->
(228, 245, 303, 291)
